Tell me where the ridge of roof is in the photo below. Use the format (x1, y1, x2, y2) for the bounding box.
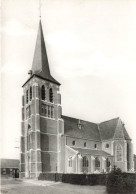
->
(99, 117, 120, 125)
(62, 115, 131, 141)
(62, 115, 97, 125)
(62, 115, 101, 141)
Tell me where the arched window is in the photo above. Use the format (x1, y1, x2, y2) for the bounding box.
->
(26, 90, 28, 104)
(30, 87, 32, 101)
(49, 88, 53, 103)
(68, 157, 72, 167)
(106, 158, 111, 172)
(106, 158, 110, 168)
(27, 125, 31, 151)
(83, 156, 89, 167)
(116, 144, 123, 161)
(84, 142, 86, 147)
(41, 85, 45, 100)
(95, 157, 100, 170)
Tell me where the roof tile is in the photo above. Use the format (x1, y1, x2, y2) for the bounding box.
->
(62, 115, 100, 141)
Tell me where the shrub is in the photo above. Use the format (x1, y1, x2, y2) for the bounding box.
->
(106, 166, 136, 194)
(38, 173, 107, 185)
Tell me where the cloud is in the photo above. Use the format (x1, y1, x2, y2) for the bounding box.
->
(2, 19, 35, 37)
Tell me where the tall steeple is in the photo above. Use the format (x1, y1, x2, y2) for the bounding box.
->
(31, 20, 60, 85)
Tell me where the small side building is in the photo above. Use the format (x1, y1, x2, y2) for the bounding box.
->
(1, 159, 19, 178)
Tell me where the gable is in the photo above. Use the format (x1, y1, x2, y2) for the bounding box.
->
(113, 119, 124, 139)
(99, 118, 119, 140)
(123, 127, 131, 140)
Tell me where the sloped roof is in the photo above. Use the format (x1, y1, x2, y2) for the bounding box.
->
(24, 20, 60, 86)
(71, 147, 111, 157)
(122, 126, 131, 140)
(62, 115, 131, 141)
(98, 118, 119, 140)
(1, 159, 19, 168)
(62, 115, 100, 141)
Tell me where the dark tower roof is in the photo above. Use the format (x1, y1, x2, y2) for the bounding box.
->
(23, 20, 60, 86)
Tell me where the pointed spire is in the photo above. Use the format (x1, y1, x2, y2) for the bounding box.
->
(31, 20, 60, 85)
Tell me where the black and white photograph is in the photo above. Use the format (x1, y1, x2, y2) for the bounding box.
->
(1, 0, 136, 193)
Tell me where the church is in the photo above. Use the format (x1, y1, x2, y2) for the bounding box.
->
(20, 19, 134, 178)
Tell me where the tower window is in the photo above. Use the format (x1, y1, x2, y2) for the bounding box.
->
(41, 85, 46, 100)
(41, 104, 44, 114)
(49, 88, 53, 103)
(44, 104, 47, 117)
(48, 106, 51, 117)
(26, 90, 28, 104)
(41, 103, 54, 119)
(51, 106, 54, 118)
(30, 87, 32, 101)
(72, 140, 75, 146)
(84, 142, 86, 147)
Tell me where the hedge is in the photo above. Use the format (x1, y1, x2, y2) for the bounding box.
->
(38, 173, 107, 185)
(38, 171, 136, 191)
(106, 167, 136, 194)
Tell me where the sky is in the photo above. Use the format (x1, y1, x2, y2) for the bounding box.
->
(1, 0, 136, 159)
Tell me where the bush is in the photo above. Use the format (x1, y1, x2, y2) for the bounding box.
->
(106, 166, 136, 194)
(38, 173, 107, 185)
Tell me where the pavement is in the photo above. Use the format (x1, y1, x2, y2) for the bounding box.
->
(0, 177, 107, 194)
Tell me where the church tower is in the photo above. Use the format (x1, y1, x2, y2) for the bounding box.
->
(20, 20, 64, 178)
